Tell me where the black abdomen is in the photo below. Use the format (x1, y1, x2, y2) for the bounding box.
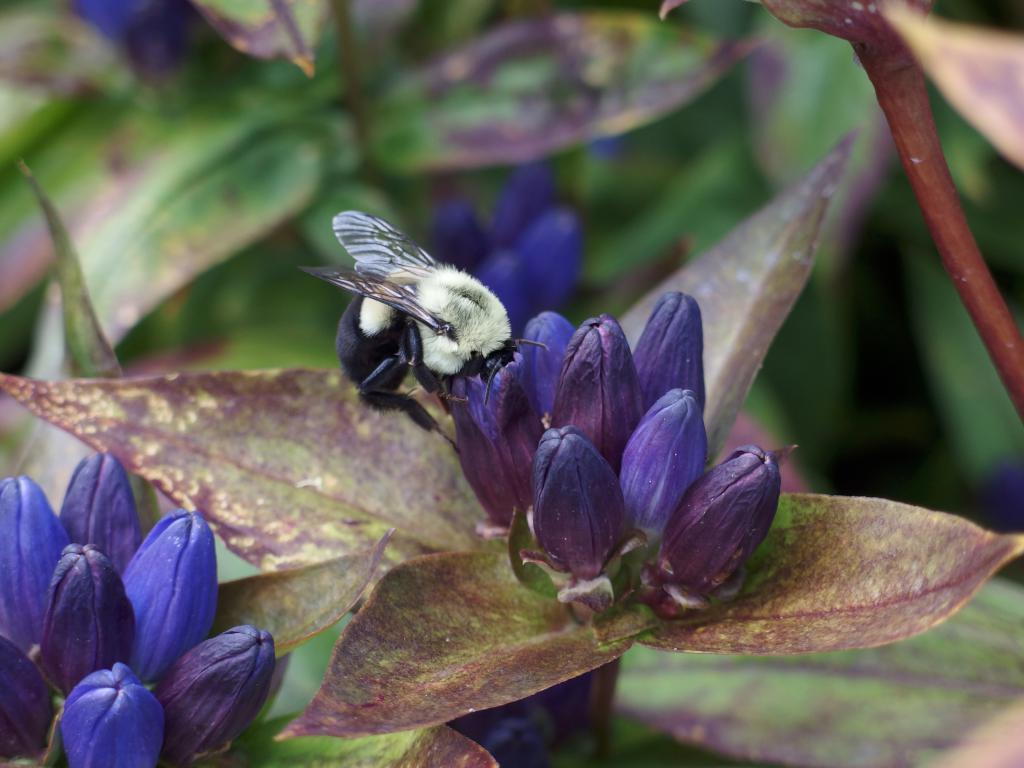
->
(335, 296, 406, 389)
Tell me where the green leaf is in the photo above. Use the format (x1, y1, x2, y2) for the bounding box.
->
(641, 494, 1024, 654)
(228, 717, 497, 768)
(0, 369, 482, 569)
(620, 135, 853, 454)
(372, 12, 752, 171)
(618, 578, 1024, 768)
(17, 161, 119, 379)
(213, 532, 392, 655)
(282, 551, 632, 739)
(189, 0, 328, 76)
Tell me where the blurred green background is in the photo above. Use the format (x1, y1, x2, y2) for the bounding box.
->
(0, 0, 1022, 763)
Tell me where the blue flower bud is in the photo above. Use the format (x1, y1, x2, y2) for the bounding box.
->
(62, 663, 163, 768)
(516, 208, 582, 310)
(155, 626, 275, 766)
(0, 635, 52, 759)
(60, 454, 141, 575)
(532, 427, 624, 580)
(491, 163, 556, 248)
(40, 544, 135, 694)
(479, 718, 550, 768)
(123, 510, 217, 682)
(620, 389, 707, 535)
(520, 311, 575, 418)
(0, 476, 69, 652)
(475, 249, 532, 334)
(657, 445, 782, 598)
(551, 315, 645, 471)
(632, 292, 705, 410)
(452, 358, 543, 527)
(432, 200, 489, 272)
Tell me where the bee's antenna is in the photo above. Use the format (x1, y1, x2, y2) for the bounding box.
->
(515, 338, 548, 350)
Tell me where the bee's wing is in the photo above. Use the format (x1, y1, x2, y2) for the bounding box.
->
(301, 267, 446, 334)
(332, 211, 437, 284)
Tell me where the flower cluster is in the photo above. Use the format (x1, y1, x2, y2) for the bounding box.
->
(432, 163, 582, 333)
(453, 293, 784, 613)
(75, 0, 193, 76)
(0, 454, 275, 767)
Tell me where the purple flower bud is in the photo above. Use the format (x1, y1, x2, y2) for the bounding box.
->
(0, 476, 68, 653)
(155, 626, 275, 766)
(657, 445, 782, 597)
(520, 311, 575, 418)
(551, 315, 645, 471)
(0, 635, 52, 759)
(432, 200, 489, 272)
(60, 454, 141, 575)
(491, 163, 555, 248)
(62, 663, 163, 768)
(475, 249, 532, 334)
(516, 208, 582, 310)
(452, 358, 543, 527)
(123, 510, 217, 682)
(632, 292, 705, 410)
(40, 544, 135, 695)
(532, 427, 624, 580)
(621, 389, 707, 535)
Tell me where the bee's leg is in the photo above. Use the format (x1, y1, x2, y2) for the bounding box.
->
(400, 321, 451, 398)
(359, 390, 442, 435)
(359, 355, 408, 392)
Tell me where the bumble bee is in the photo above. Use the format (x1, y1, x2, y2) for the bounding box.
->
(303, 211, 532, 436)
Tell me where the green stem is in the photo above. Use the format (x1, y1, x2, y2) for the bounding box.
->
(331, 0, 374, 176)
(857, 44, 1024, 420)
(589, 658, 621, 759)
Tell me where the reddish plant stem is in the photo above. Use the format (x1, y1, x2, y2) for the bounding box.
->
(589, 658, 620, 758)
(857, 45, 1024, 420)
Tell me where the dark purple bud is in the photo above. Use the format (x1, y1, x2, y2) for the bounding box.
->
(452, 358, 543, 527)
(491, 163, 555, 248)
(620, 389, 707, 535)
(532, 427, 624, 580)
(76, 0, 192, 76)
(432, 199, 490, 272)
(520, 311, 575, 418)
(155, 626, 275, 766)
(551, 315, 645, 471)
(981, 459, 1024, 533)
(60, 454, 141, 575)
(632, 292, 705, 410)
(40, 544, 135, 694)
(657, 445, 782, 597)
(0, 635, 52, 759)
(62, 663, 163, 768)
(516, 208, 582, 310)
(0, 476, 68, 652)
(478, 718, 550, 768)
(123, 510, 217, 682)
(475, 249, 532, 335)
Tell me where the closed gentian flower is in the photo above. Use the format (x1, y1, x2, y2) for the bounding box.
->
(0, 635, 52, 759)
(478, 718, 550, 768)
(532, 427, 624, 581)
(475, 250, 533, 334)
(156, 626, 275, 766)
(517, 209, 583, 310)
(632, 292, 705, 410)
(60, 454, 141, 575)
(519, 311, 575, 418)
(123, 510, 217, 682)
(452, 358, 543, 527)
(0, 476, 69, 652)
(620, 389, 707, 536)
(657, 445, 782, 600)
(62, 663, 163, 768)
(551, 315, 645, 471)
(41, 544, 135, 695)
(75, 0, 192, 76)
(491, 163, 556, 249)
(431, 200, 489, 272)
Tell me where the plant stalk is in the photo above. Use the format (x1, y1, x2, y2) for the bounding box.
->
(857, 45, 1024, 420)
(589, 658, 621, 759)
(331, 0, 373, 176)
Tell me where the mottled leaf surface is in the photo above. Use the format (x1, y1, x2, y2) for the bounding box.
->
(283, 551, 631, 738)
(228, 718, 496, 768)
(191, 0, 328, 75)
(641, 494, 1024, 654)
(618, 578, 1024, 768)
(886, 7, 1024, 172)
(621, 137, 852, 454)
(214, 533, 391, 654)
(0, 370, 482, 570)
(373, 12, 752, 171)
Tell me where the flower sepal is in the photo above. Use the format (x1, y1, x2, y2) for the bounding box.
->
(507, 508, 557, 599)
(556, 575, 614, 613)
